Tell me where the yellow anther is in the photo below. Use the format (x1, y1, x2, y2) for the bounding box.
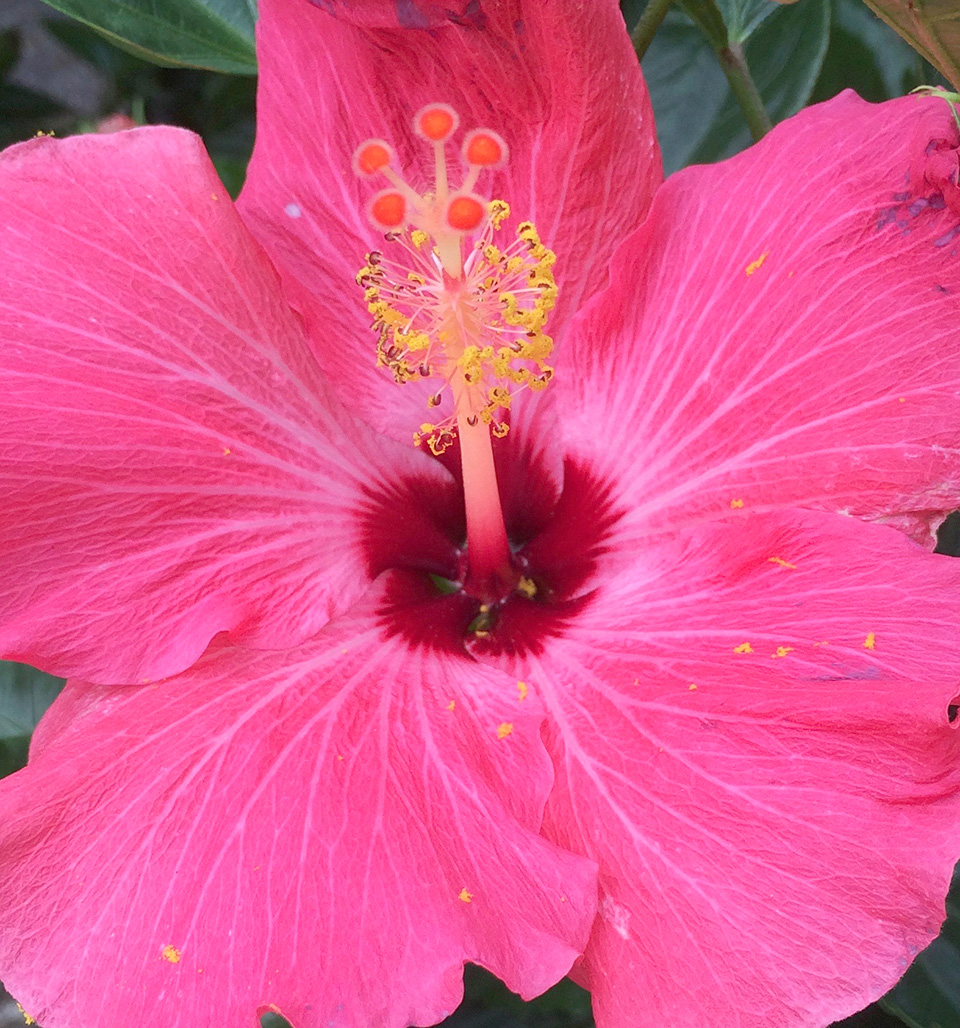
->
(489, 199, 510, 227)
(354, 178, 555, 456)
(516, 576, 536, 598)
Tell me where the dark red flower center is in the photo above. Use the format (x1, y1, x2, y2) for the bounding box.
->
(361, 444, 622, 658)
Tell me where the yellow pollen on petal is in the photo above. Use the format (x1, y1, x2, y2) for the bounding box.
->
(352, 111, 555, 453)
(446, 699, 456, 710)
(767, 556, 796, 569)
(730, 498, 745, 509)
(745, 252, 769, 276)
(733, 642, 754, 654)
(688, 683, 698, 691)
(458, 888, 473, 903)
(772, 646, 794, 658)
(497, 721, 514, 739)
(863, 631, 877, 650)
(161, 945, 182, 964)
(517, 680, 529, 701)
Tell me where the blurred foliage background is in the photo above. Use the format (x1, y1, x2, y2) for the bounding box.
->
(0, 0, 958, 1025)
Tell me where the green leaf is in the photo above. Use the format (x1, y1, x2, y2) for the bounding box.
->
(37, 0, 257, 74)
(621, 0, 648, 32)
(642, 0, 831, 173)
(880, 864, 960, 1028)
(0, 83, 71, 147)
(860, 0, 960, 91)
(716, 0, 778, 41)
(0, 661, 64, 780)
(812, 0, 929, 104)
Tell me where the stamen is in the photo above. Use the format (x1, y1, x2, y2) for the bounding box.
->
(352, 105, 558, 600)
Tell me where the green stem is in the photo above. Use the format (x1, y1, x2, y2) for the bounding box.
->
(717, 41, 773, 141)
(630, 0, 675, 60)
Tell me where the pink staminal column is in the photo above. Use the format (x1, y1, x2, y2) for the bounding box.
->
(352, 103, 557, 602)
(455, 396, 516, 601)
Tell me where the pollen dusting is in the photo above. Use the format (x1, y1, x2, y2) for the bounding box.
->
(516, 576, 537, 598)
(688, 683, 698, 691)
(458, 887, 473, 903)
(161, 945, 182, 964)
(767, 556, 796, 569)
(730, 498, 745, 509)
(745, 252, 769, 276)
(516, 680, 529, 701)
(446, 699, 456, 710)
(353, 105, 557, 454)
(733, 642, 754, 654)
(772, 646, 794, 658)
(16, 1004, 35, 1026)
(497, 721, 514, 739)
(863, 631, 877, 650)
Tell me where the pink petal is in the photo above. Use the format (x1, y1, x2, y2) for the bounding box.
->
(514, 509, 960, 1028)
(302, 0, 484, 28)
(0, 127, 452, 683)
(238, 0, 661, 438)
(0, 580, 597, 1028)
(557, 92, 960, 545)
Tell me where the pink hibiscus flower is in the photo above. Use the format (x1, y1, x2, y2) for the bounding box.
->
(1, 1, 960, 1027)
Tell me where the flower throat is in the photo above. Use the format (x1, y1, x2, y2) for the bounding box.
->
(353, 104, 557, 603)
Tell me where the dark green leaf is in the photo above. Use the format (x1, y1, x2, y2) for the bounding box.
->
(676, 0, 729, 50)
(620, 0, 648, 33)
(812, 0, 932, 104)
(881, 864, 960, 1028)
(439, 967, 593, 1028)
(0, 661, 64, 779)
(0, 29, 20, 76)
(37, 0, 257, 74)
(716, 0, 778, 42)
(643, 0, 830, 173)
(861, 0, 960, 91)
